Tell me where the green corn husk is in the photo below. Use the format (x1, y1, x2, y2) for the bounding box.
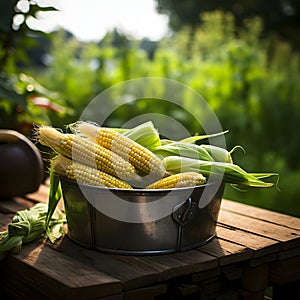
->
(117, 123, 228, 151)
(119, 121, 161, 150)
(0, 201, 66, 261)
(153, 142, 214, 161)
(153, 140, 235, 163)
(46, 171, 62, 227)
(0, 235, 23, 260)
(179, 130, 229, 143)
(151, 128, 232, 163)
(46, 171, 64, 243)
(198, 144, 233, 163)
(163, 156, 278, 188)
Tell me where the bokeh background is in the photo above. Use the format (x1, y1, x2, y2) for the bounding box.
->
(1, 0, 299, 216)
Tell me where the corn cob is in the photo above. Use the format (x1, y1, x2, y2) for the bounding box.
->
(51, 155, 132, 189)
(73, 122, 166, 178)
(37, 126, 139, 182)
(146, 172, 206, 189)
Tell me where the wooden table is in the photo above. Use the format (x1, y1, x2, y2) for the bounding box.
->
(0, 181, 299, 300)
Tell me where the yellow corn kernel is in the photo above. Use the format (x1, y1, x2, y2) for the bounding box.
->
(37, 126, 139, 182)
(146, 172, 206, 189)
(74, 122, 165, 178)
(51, 155, 132, 189)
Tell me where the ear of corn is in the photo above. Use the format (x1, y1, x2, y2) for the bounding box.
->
(146, 172, 206, 189)
(73, 121, 166, 179)
(51, 155, 132, 189)
(37, 126, 139, 183)
(198, 144, 233, 164)
(163, 156, 277, 188)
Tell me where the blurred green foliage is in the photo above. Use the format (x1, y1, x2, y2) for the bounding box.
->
(155, 0, 300, 49)
(34, 12, 300, 217)
(0, 0, 64, 136)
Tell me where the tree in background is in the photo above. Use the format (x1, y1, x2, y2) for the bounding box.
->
(0, 0, 65, 135)
(155, 0, 300, 48)
(0, 0, 58, 71)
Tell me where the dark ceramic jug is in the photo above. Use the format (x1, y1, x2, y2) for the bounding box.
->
(0, 130, 44, 197)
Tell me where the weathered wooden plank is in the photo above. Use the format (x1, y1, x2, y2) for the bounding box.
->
(248, 253, 277, 267)
(221, 265, 243, 281)
(5, 280, 123, 300)
(198, 237, 253, 266)
(238, 289, 265, 300)
(216, 225, 280, 258)
(0, 197, 33, 214)
(214, 289, 240, 300)
(4, 269, 52, 300)
(221, 199, 300, 231)
(173, 283, 198, 297)
(96, 294, 123, 300)
(278, 247, 300, 260)
(25, 183, 65, 210)
(0, 212, 12, 231)
(218, 210, 300, 249)
(192, 267, 220, 283)
(241, 264, 269, 292)
(108, 255, 170, 291)
(137, 248, 218, 282)
(197, 276, 221, 299)
(6, 241, 122, 300)
(54, 237, 165, 291)
(270, 256, 300, 285)
(24, 183, 50, 204)
(124, 284, 167, 300)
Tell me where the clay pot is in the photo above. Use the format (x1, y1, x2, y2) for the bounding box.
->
(0, 129, 44, 198)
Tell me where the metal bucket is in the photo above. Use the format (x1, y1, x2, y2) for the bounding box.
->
(60, 176, 224, 255)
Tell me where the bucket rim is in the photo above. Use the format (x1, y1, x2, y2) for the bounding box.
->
(59, 175, 223, 194)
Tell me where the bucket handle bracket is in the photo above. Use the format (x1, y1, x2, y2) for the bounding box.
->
(172, 197, 193, 226)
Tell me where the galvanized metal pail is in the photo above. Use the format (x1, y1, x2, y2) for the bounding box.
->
(60, 176, 224, 255)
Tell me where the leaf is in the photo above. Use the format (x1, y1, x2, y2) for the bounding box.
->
(18, 73, 59, 99)
(163, 156, 278, 188)
(153, 142, 214, 161)
(47, 223, 63, 244)
(26, 4, 59, 19)
(0, 74, 27, 106)
(121, 121, 161, 150)
(179, 130, 229, 143)
(46, 171, 62, 228)
(229, 145, 246, 155)
(0, 235, 23, 254)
